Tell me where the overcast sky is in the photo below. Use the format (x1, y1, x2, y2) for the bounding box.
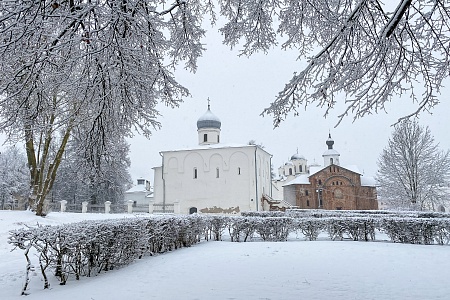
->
(125, 21, 450, 184)
(2, 19, 449, 186)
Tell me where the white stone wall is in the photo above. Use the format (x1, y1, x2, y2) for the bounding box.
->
(197, 128, 220, 145)
(155, 145, 272, 214)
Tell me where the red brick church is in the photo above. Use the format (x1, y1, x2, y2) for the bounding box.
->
(281, 134, 378, 210)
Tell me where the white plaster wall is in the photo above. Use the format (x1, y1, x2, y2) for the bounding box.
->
(157, 145, 272, 214)
(124, 192, 148, 206)
(198, 128, 220, 145)
(152, 166, 163, 204)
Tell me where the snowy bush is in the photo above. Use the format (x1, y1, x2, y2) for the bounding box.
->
(380, 218, 450, 245)
(293, 218, 324, 241)
(255, 217, 294, 242)
(227, 216, 258, 242)
(8, 216, 208, 294)
(325, 217, 376, 241)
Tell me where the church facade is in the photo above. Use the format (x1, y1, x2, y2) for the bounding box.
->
(279, 134, 378, 210)
(152, 105, 272, 214)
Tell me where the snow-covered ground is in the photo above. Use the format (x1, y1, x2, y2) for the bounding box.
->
(1, 210, 449, 300)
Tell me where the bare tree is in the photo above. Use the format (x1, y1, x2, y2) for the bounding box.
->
(376, 120, 450, 211)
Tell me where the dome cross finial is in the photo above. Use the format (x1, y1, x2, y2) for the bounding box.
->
(207, 97, 210, 110)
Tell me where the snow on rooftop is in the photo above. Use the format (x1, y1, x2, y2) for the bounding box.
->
(322, 149, 340, 156)
(361, 176, 378, 187)
(283, 174, 311, 186)
(343, 165, 362, 175)
(161, 143, 267, 153)
(125, 185, 149, 193)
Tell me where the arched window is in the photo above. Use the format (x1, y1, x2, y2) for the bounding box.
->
(289, 168, 293, 175)
(193, 168, 198, 179)
(299, 165, 303, 172)
(330, 158, 334, 164)
(189, 207, 198, 214)
(216, 167, 220, 178)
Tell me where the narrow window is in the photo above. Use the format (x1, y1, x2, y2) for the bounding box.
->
(305, 190, 309, 196)
(238, 167, 241, 175)
(216, 167, 219, 178)
(330, 158, 334, 164)
(217, 136, 220, 143)
(330, 167, 332, 172)
(299, 165, 302, 172)
(318, 179, 322, 185)
(306, 200, 310, 207)
(203, 133, 207, 142)
(289, 168, 293, 175)
(294, 166, 297, 173)
(193, 168, 198, 179)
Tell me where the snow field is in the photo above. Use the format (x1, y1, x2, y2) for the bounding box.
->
(1, 211, 449, 300)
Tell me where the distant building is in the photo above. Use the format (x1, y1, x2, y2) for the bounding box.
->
(275, 134, 378, 210)
(124, 178, 152, 212)
(152, 104, 272, 214)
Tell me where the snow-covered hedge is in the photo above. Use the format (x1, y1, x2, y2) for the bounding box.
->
(9, 212, 450, 294)
(9, 215, 208, 294)
(242, 209, 450, 219)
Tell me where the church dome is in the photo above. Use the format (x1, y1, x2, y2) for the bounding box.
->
(291, 153, 305, 160)
(197, 107, 221, 129)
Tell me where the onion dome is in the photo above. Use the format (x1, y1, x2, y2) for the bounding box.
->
(291, 153, 305, 160)
(326, 133, 334, 149)
(197, 106, 221, 129)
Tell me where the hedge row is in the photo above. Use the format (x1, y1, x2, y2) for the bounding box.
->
(9, 215, 208, 295)
(9, 213, 450, 295)
(242, 209, 450, 219)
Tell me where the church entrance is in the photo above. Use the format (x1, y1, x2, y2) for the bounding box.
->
(189, 207, 198, 214)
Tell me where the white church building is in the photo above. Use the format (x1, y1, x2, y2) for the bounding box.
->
(152, 104, 272, 214)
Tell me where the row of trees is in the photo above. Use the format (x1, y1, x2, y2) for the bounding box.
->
(0, 141, 132, 212)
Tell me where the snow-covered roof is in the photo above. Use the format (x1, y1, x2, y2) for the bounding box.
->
(309, 165, 323, 176)
(322, 149, 340, 156)
(125, 185, 149, 193)
(308, 164, 365, 177)
(283, 174, 310, 186)
(161, 143, 271, 154)
(343, 165, 362, 175)
(361, 176, 378, 187)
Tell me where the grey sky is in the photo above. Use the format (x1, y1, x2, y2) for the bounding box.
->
(128, 25, 450, 184)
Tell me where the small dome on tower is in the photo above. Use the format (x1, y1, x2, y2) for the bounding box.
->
(326, 133, 334, 149)
(291, 153, 305, 160)
(197, 107, 221, 130)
